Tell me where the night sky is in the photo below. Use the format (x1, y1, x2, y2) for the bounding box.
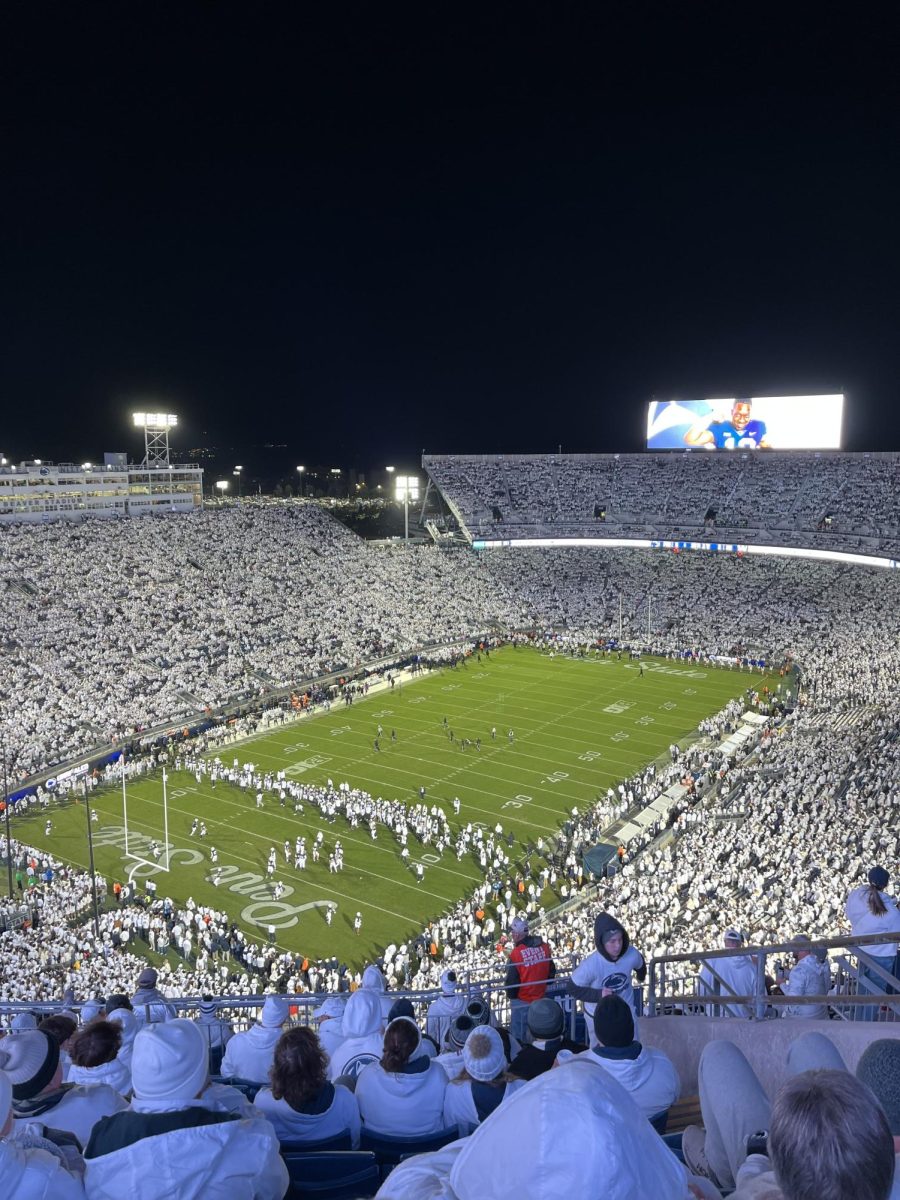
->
(3, 4, 900, 479)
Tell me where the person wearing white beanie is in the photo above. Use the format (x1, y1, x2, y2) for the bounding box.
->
(425, 971, 466, 1050)
(3, 1030, 127, 1150)
(82, 1019, 288, 1200)
(220, 996, 289, 1084)
(441, 1025, 524, 1137)
(0, 1068, 87, 1200)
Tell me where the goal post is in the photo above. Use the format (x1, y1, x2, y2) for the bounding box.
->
(121, 750, 171, 874)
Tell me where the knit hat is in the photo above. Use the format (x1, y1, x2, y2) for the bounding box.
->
(10, 1013, 37, 1031)
(260, 996, 289, 1028)
(440, 969, 458, 996)
(198, 997, 218, 1019)
(856, 1040, 900, 1135)
(868, 866, 890, 890)
(593, 996, 635, 1048)
(509, 917, 529, 940)
(528, 999, 564, 1040)
(463, 1026, 507, 1082)
(387, 998, 415, 1023)
(466, 999, 490, 1028)
(0, 1070, 10, 1125)
(447, 1014, 476, 1050)
(131, 1019, 208, 1104)
(137, 968, 158, 989)
(0, 1030, 60, 1099)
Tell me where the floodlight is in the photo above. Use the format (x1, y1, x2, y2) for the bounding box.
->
(133, 413, 178, 429)
(395, 474, 419, 501)
(385, 464, 395, 473)
(215, 480, 229, 492)
(330, 468, 341, 475)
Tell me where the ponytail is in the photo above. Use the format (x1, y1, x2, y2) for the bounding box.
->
(866, 885, 888, 917)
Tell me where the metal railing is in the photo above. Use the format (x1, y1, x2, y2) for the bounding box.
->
(647, 931, 900, 1022)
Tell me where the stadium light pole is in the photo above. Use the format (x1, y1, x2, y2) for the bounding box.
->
(296, 465, 305, 497)
(233, 466, 243, 501)
(215, 480, 229, 504)
(1, 735, 13, 899)
(84, 789, 101, 937)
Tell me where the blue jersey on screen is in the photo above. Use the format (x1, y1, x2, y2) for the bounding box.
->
(710, 419, 767, 449)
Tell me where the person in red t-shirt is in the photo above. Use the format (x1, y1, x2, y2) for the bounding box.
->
(505, 917, 555, 1044)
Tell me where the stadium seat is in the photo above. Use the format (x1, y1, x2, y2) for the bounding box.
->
(279, 1132, 354, 1153)
(282, 1150, 379, 1199)
(360, 1126, 459, 1179)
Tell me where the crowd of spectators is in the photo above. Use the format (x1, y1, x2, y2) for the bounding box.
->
(424, 450, 900, 556)
(2, 489, 900, 1196)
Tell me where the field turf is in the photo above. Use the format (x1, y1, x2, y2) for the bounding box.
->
(16, 647, 771, 966)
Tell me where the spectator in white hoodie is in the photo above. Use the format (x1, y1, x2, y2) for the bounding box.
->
(355, 1017, 449, 1136)
(426, 971, 466, 1049)
(221, 997, 289, 1084)
(581, 996, 680, 1120)
(326, 991, 384, 1083)
(253, 1027, 361, 1147)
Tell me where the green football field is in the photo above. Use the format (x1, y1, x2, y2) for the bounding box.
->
(16, 647, 773, 966)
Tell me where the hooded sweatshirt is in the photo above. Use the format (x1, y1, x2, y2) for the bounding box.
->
(568, 914, 645, 1025)
(220, 1022, 283, 1084)
(254, 1080, 361, 1147)
(14, 1084, 128, 1150)
(373, 1055, 713, 1200)
(355, 1056, 449, 1137)
(845, 886, 900, 957)
(82, 1104, 288, 1200)
(361, 965, 396, 1020)
(66, 1056, 132, 1098)
(129, 987, 176, 1025)
(326, 991, 385, 1082)
(587, 1042, 680, 1119)
(0, 1137, 86, 1200)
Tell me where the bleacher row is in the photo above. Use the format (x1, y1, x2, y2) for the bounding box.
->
(424, 451, 900, 555)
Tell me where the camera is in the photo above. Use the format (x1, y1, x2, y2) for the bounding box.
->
(746, 1130, 769, 1158)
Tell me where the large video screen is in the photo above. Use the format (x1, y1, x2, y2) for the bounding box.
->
(646, 395, 844, 451)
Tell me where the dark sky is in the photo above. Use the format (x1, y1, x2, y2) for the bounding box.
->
(3, 4, 900, 477)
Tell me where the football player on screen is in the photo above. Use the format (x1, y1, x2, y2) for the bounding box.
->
(684, 398, 772, 450)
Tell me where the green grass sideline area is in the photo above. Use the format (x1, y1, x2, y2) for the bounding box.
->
(16, 647, 774, 966)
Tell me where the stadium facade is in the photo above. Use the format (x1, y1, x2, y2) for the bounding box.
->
(0, 460, 204, 522)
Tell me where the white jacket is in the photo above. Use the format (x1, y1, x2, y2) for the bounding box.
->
(14, 1084, 128, 1150)
(376, 1056, 708, 1200)
(0, 1138, 86, 1200)
(327, 991, 385, 1082)
(82, 1106, 288, 1200)
(846, 887, 900, 957)
(782, 955, 831, 1019)
(425, 993, 467, 1049)
(699, 954, 758, 1017)
(441, 1079, 524, 1137)
(67, 1056, 132, 1098)
(361, 966, 396, 1020)
(253, 1082, 361, 1146)
(583, 1045, 680, 1118)
(356, 1059, 449, 1136)
(220, 1024, 283, 1083)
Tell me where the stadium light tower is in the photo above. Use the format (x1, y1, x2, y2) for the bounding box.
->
(132, 412, 178, 466)
(394, 474, 419, 542)
(215, 480, 229, 502)
(296, 465, 305, 497)
(233, 465, 243, 500)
